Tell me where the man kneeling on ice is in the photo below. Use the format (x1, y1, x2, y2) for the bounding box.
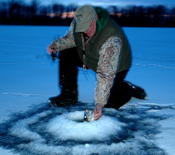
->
(47, 5, 147, 120)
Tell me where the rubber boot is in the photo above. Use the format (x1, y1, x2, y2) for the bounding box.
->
(124, 81, 147, 99)
(49, 48, 82, 107)
(49, 75, 78, 107)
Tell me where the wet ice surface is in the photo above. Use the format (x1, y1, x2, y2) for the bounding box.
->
(0, 101, 175, 155)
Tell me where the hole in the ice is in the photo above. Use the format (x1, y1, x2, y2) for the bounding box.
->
(68, 117, 85, 123)
(47, 110, 125, 142)
(65, 111, 85, 122)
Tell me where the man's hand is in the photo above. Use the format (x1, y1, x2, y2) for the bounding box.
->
(47, 44, 57, 55)
(94, 103, 103, 120)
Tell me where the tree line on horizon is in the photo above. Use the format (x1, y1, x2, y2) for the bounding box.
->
(0, 0, 175, 27)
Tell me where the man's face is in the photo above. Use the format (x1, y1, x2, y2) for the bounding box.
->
(84, 15, 98, 38)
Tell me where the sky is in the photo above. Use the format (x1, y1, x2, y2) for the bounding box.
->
(22, 0, 175, 8)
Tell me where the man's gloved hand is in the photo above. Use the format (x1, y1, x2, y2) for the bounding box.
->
(94, 103, 103, 120)
(47, 44, 57, 55)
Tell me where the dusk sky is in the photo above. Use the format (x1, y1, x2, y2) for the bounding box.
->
(23, 0, 175, 8)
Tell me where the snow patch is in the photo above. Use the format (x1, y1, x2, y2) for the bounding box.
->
(47, 111, 125, 141)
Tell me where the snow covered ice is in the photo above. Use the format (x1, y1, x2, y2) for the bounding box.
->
(0, 26, 175, 155)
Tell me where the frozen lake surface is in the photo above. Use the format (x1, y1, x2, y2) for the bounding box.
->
(0, 25, 175, 155)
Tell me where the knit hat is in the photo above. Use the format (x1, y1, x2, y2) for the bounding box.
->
(74, 5, 96, 32)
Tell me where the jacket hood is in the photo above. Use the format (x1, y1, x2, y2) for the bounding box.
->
(95, 7, 110, 34)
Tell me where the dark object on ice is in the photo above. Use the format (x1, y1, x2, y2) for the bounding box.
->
(124, 81, 147, 99)
(49, 48, 81, 107)
(49, 89, 78, 107)
(49, 49, 78, 107)
(49, 75, 78, 107)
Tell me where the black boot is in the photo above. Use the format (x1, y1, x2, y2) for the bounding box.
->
(49, 76, 78, 107)
(124, 81, 147, 99)
(49, 48, 83, 107)
(49, 88, 78, 107)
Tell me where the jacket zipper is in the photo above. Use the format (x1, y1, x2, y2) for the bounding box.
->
(82, 33, 91, 70)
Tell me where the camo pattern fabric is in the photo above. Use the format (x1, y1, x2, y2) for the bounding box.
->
(52, 20, 76, 51)
(95, 36, 122, 106)
(52, 20, 122, 106)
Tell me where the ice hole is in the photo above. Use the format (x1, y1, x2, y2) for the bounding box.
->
(47, 111, 125, 141)
(65, 111, 85, 122)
